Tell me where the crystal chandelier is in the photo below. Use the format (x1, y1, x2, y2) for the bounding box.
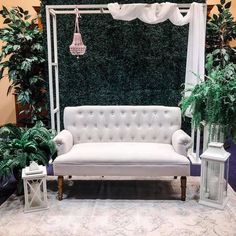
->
(69, 8, 86, 59)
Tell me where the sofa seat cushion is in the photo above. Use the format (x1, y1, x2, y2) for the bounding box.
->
(54, 142, 190, 166)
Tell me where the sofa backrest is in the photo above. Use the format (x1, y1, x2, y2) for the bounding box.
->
(64, 106, 181, 144)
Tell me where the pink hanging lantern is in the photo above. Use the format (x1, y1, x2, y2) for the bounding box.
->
(69, 8, 86, 59)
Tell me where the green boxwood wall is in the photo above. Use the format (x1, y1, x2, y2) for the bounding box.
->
(41, 0, 205, 129)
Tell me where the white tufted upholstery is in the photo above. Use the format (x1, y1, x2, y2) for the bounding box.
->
(64, 106, 181, 144)
(53, 106, 191, 177)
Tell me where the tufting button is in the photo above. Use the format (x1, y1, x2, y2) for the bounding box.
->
(153, 136, 157, 140)
(148, 124, 151, 127)
(100, 111, 104, 115)
(84, 124, 87, 128)
(94, 124, 97, 128)
(132, 111, 136, 115)
(120, 136, 123, 141)
(143, 111, 146, 115)
(142, 136, 145, 140)
(88, 136, 91, 140)
(126, 124, 130, 127)
(90, 111, 93, 115)
(111, 110, 114, 115)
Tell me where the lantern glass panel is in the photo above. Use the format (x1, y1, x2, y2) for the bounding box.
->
(204, 160, 220, 201)
(223, 159, 229, 198)
(27, 179, 45, 208)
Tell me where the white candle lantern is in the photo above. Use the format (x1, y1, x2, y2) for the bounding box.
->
(200, 142, 230, 209)
(22, 165, 48, 213)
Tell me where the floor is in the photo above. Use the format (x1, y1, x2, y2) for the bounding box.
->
(1, 176, 236, 236)
(0, 143, 236, 206)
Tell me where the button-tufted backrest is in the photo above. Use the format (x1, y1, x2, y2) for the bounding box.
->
(64, 106, 181, 144)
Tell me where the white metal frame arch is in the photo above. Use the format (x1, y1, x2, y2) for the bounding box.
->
(46, 3, 206, 164)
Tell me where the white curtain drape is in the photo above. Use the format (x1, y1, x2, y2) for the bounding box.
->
(108, 2, 206, 92)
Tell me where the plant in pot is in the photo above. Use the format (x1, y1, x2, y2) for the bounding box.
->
(206, 0, 236, 68)
(0, 6, 47, 125)
(0, 121, 57, 194)
(180, 56, 236, 144)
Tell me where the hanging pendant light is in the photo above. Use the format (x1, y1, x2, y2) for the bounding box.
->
(69, 8, 86, 59)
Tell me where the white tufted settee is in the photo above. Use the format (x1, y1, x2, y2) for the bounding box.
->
(53, 106, 192, 201)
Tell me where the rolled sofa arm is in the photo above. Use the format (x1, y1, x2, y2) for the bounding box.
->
(53, 130, 73, 156)
(172, 129, 192, 156)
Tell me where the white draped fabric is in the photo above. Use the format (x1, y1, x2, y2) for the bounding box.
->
(108, 2, 206, 92)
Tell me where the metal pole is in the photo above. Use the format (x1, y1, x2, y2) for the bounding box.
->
(46, 7, 55, 130)
(52, 14, 60, 132)
(52, 10, 110, 14)
(52, 9, 189, 15)
(191, 123, 195, 155)
(46, 3, 192, 9)
(196, 128, 201, 160)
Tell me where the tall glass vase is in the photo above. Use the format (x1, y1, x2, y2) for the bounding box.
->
(204, 124, 229, 147)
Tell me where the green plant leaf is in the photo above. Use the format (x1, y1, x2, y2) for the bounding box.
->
(2, 6, 9, 16)
(0, 67, 4, 79)
(213, 14, 218, 21)
(3, 18, 11, 24)
(220, 0, 225, 5)
(13, 45, 20, 50)
(25, 35, 32, 41)
(225, 2, 231, 9)
(17, 6, 24, 14)
(217, 4, 223, 13)
(31, 43, 43, 51)
(21, 59, 31, 72)
(24, 15, 31, 20)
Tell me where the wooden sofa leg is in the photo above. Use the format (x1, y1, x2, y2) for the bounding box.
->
(58, 176, 64, 201)
(181, 176, 187, 201)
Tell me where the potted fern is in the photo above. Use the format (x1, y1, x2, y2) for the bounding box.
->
(180, 56, 236, 143)
(0, 122, 56, 194)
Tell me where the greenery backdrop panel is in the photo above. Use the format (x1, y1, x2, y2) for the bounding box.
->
(41, 0, 205, 128)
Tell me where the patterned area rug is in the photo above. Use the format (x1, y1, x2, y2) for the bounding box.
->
(0, 176, 236, 236)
